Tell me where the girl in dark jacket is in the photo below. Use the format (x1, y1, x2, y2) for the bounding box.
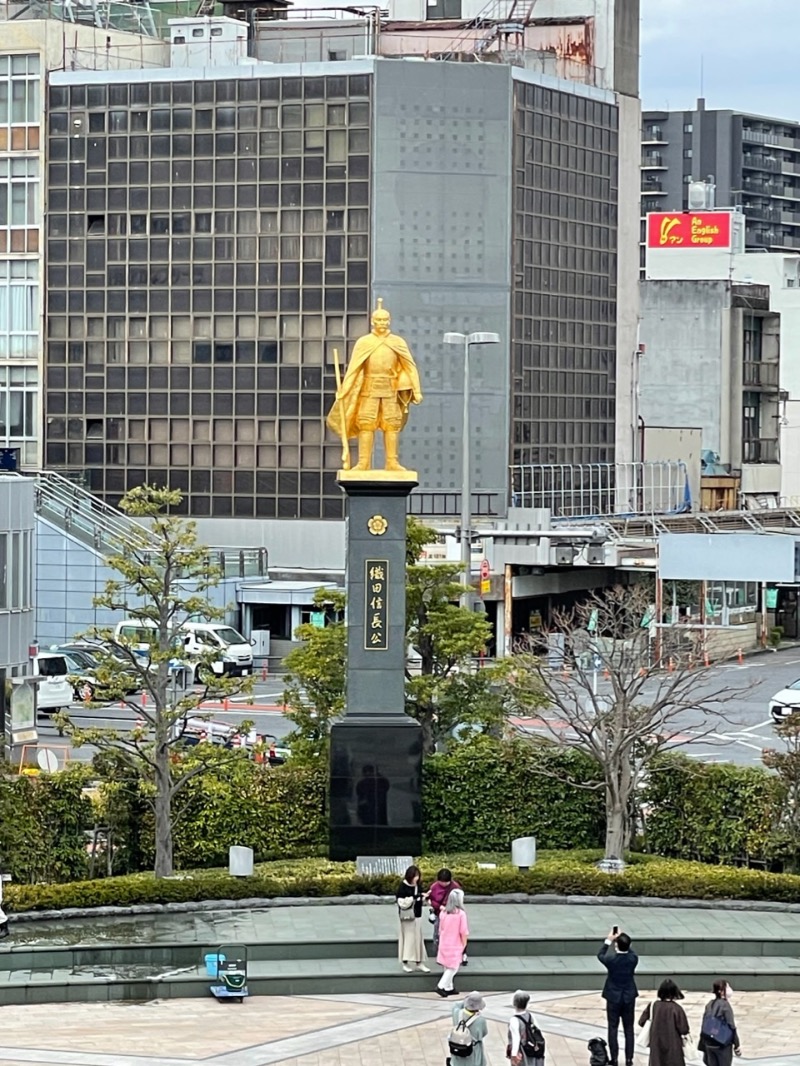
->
(699, 981, 741, 1066)
(639, 978, 690, 1066)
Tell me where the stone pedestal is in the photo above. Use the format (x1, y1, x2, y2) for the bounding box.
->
(329, 473, 423, 862)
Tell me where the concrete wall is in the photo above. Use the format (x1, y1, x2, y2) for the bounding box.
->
(36, 520, 241, 649)
(615, 90, 643, 465)
(371, 59, 512, 501)
(192, 517, 346, 571)
(0, 476, 35, 673)
(645, 248, 800, 501)
(643, 426, 702, 509)
(639, 280, 729, 458)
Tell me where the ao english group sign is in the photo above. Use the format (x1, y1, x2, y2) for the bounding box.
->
(646, 211, 733, 250)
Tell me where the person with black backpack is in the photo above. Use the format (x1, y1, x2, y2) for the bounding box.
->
(507, 990, 546, 1066)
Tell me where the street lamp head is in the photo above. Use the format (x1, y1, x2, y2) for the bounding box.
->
(467, 332, 501, 345)
(443, 332, 466, 344)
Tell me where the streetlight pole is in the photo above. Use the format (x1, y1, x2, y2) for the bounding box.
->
(443, 330, 501, 598)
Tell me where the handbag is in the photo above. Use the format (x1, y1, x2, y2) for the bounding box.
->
(701, 1012, 735, 1047)
(397, 895, 416, 922)
(636, 1003, 654, 1049)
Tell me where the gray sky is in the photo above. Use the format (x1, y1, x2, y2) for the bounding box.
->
(640, 0, 799, 120)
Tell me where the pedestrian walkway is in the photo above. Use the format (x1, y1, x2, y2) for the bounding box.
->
(0, 989, 795, 1066)
(8, 899, 800, 948)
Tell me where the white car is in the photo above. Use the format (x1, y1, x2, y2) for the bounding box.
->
(769, 679, 800, 723)
(33, 652, 75, 714)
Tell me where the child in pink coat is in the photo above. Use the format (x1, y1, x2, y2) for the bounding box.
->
(436, 888, 468, 996)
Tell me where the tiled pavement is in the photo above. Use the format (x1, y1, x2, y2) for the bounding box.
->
(0, 989, 797, 1066)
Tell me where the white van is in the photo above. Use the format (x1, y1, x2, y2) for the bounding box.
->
(181, 622, 253, 680)
(113, 619, 253, 684)
(33, 652, 75, 713)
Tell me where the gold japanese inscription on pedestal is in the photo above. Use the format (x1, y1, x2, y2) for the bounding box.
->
(365, 559, 389, 651)
(327, 299, 422, 481)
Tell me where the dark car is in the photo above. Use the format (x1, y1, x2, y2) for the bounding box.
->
(53, 643, 140, 701)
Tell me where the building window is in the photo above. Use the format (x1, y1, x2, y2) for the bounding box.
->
(0, 156, 39, 253)
(0, 364, 37, 462)
(0, 54, 40, 152)
(0, 259, 37, 357)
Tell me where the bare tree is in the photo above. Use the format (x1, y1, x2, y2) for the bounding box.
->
(509, 584, 748, 862)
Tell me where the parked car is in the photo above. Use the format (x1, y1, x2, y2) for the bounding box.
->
(54, 643, 140, 699)
(114, 619, 254, 684)
(770, 679, 800, 723)
(33, 652, 74, 714)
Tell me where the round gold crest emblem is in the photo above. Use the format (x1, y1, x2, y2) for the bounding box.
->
(367, 514, 388, 536)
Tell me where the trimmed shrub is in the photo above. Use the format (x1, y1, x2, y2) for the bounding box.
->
(642, 754, 782, 865)
(422, 736, 605, 852)
(9, 850, 800, 913)
(98, 751, 327, 872)
(0, 764, 93, 883)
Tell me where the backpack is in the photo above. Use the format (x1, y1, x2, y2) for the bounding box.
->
(519, 1012, 546, 1059)
(449, 1012, 477, 1058)
(588, 1037, 610, 1066)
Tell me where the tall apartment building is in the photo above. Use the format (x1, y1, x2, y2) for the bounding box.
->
(2, 0, 639, 540)
(641, 99, 800, 256)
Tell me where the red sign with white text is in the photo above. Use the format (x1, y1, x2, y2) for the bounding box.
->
(646, 211, 732, 250)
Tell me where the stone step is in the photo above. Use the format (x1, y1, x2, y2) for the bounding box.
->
(3, 933, 800, 973)
(3, 953, 800, 1006)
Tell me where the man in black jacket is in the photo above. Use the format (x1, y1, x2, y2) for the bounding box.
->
(597, 928, 638, 1066)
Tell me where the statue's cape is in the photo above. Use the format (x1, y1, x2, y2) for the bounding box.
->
(326, 332, 422, 440)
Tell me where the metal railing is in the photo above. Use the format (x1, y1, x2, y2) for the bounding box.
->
(29, 470, 268, 575)
(742, 437, 779, 464)
(510, 461, 691, 520)
(743, 361, 780, 388)
(409, 491, 501, 518)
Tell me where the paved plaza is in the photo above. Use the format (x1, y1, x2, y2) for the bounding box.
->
(0, 988, 797, 1066)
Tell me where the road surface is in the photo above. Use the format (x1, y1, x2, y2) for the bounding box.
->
(30, 646, 800, 769)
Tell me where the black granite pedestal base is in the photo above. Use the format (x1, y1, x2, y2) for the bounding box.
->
(329, 715, 422, 861)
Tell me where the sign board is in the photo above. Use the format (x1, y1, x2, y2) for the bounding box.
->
(660, 533, 796, 582)
(646, 211, 732, 250)
(310, 611, 325, 629)
(766, 588, 779, 610)
(356, 855, 412, 877)
(480, 578, 491, 596)
(10, 680, 36, 745)
(364, 560, 388, 651)
(480, 560, 490, 580)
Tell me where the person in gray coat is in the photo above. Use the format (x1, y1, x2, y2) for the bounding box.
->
(699, 981, 741, 1066)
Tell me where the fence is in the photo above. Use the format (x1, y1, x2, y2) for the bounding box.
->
(510, 461, 691, 519)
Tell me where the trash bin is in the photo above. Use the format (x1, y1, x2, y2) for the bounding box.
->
(229, 845, 254, 877)
(205, 952, 225, 977)
(511, 836, 536, 871)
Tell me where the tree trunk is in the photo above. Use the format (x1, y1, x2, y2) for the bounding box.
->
(153, 746, 174, 878)
(604, 793, 627, 860)
(419, 711, 436, 757)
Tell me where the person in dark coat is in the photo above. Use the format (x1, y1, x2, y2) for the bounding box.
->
(699, 981, 741, 1066)
(639, 979, 690, 1066)
(598, 928, 639, 1066)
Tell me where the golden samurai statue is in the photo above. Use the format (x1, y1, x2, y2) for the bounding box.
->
(326, 299, 423, 474)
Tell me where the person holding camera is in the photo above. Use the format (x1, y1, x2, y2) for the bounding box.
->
(598, 927, 639, 1066)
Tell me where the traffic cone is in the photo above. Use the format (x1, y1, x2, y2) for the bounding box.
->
(738, 647, 744, 665)
(261, 664, 268, 682)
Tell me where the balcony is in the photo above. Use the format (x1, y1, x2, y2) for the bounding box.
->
(743, 128, 800, 152)
(743, 361, 780, 389)
(641, 153, 667, 169)
(742, 154, 781, 172)
(743, 437, 779, 463)
(642, 126, 667, 144)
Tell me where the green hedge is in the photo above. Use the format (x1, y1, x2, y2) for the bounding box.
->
(0, 764, 93, 883)
(99, 753, 327, 873)
(643, 755, 784, 865)
(422, 736, 605, 851)
(9, 850, 800, 913)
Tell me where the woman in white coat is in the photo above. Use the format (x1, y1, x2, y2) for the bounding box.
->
(0, 872, 9, 939)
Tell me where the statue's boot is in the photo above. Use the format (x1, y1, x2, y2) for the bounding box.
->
(384, 430, 407, 471)
(353, 431, 373, 470)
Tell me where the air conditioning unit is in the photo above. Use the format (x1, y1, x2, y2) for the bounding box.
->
(587, 544, 605, 566)
(555, 545, 575, 566)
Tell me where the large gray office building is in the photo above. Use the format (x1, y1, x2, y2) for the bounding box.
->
(44, 4, 639, 523)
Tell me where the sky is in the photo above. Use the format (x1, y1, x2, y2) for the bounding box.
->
(640, 0, 800, 120)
